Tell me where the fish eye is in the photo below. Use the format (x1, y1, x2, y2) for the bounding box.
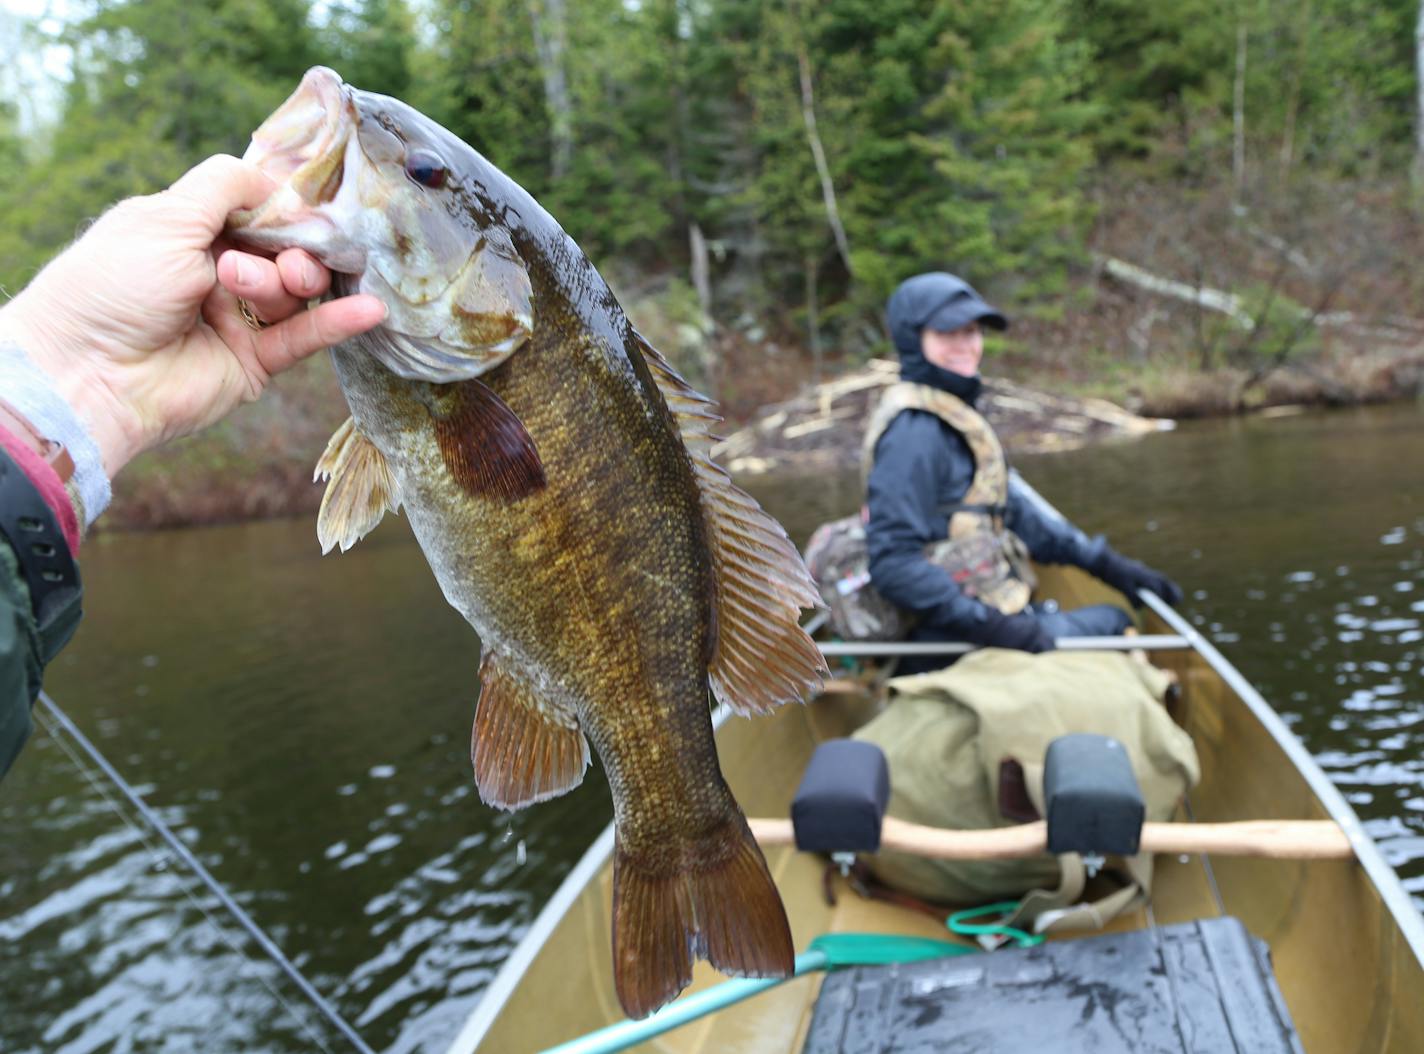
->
(405, 150, 448, 189)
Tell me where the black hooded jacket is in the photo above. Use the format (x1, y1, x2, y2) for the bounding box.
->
(865, 280, 1106, 642)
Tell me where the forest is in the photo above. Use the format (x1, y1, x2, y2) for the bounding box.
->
(2, 0, 1422, 523)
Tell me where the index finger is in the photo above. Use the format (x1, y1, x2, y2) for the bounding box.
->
(166, 154, 279, 235)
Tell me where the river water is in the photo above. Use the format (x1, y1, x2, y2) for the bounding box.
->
(0, 401, 1420, 1053)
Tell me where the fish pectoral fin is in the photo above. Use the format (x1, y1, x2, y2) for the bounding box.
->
(314, 417, 400, 555)
(612, 818, 793, 1019)
(472, 651, 589, 810)
(431, 378, 546, 502)
(627, 329, 827, 715)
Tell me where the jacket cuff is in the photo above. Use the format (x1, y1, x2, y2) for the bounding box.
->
(0, 427, 81, 555)
(0, 342, 111, 527)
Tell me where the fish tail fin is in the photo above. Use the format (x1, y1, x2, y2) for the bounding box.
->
(612, 819, 793, 1019)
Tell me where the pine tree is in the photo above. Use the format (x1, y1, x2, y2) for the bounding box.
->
(418, 0, 554, 202)
(734, 0, 1096, 348)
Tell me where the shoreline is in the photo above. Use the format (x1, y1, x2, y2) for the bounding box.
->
(98, 353, 1420, 532)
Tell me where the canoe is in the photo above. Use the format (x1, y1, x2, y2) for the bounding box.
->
(445, 565, 1424, 1053)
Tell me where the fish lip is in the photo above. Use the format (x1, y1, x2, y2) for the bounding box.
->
(228, 67, 358, 234)
(246, 66, 352, 188)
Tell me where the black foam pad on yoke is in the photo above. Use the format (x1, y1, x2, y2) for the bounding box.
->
(1044, 733, 1145, 857)
(791, 739, 891, 855)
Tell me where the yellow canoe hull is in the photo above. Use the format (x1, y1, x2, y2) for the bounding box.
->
(454, 568, 1424, 1053)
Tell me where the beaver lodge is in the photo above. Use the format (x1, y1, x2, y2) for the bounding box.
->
(711, 359, 1173, 477)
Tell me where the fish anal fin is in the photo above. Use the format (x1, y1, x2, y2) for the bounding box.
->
(433, 378, 546, 502)
(472, 651, 588, 810)
(625, 328, 827, 715)
(314, 416, 399, 555)
(612, 818, 793, 1019)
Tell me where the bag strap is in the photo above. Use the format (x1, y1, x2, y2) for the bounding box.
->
(1002, 852, 1149, 935)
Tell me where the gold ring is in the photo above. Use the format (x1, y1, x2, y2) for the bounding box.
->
(237, 298, 270, 331)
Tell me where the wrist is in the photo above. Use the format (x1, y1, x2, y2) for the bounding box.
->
(0, 296, 146, 478)
(0, 307, 116, 527)
(1081, 535, 1110, 571)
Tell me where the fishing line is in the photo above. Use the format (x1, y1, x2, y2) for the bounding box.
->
(33, 699, 348, 1054)
(35, 707, 344, 1054)
(34, 692, 377, 1054)
(32, 707, 339, 1054)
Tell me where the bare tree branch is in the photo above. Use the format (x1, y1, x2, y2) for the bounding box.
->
(791, 5, 854, 278)
(527, 0, 572, 181)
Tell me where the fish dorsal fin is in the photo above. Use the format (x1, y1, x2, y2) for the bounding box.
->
(314, 417, 400, 554)
(629, 330, 827, 714)
(472, 649, 590, 809)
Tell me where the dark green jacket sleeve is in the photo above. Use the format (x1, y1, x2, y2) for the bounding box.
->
(0, 541, 43, 779)
(0, 539, 81, 781)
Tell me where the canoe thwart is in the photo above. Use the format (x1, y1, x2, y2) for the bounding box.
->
(817, 634, 1192, 659)
(749, 816, 1355, 860)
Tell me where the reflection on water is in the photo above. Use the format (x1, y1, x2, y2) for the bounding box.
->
(0, 400, 1420, 1051)
(1, 519, 613, 1052)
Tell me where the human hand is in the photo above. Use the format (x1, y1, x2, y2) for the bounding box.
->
(0, 154, 386, 479)
(978, 609, 1056, 653)
(1089, 547, 1183, 607)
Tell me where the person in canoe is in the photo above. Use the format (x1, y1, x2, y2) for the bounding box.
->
(864, 271, 1181, 673)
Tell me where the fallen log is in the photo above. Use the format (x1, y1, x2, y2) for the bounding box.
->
(1098, 255, 1254, 329)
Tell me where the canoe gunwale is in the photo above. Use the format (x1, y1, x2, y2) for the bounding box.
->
(1140, 589, 1424, 965)
(445, 591, 1424, 1054)
(443, 824, 615, 1054)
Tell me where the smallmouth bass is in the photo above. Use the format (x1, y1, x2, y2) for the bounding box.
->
(228, 68, 827, 1019)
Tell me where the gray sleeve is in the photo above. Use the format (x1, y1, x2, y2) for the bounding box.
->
(1004, 471, 1106, 568)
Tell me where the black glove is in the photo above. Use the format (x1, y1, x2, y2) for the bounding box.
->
(978, 609, 1056, 653)
(1090, 547, 1183, 607)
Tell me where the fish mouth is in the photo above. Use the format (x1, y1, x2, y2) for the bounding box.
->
(227, 67, 360, 264)
(247, 66, 350, 186)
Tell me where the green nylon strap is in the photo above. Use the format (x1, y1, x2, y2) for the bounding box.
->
(947, 901, 1046, 949)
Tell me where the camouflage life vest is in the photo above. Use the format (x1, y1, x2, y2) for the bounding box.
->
(804, 382, 1036, 641)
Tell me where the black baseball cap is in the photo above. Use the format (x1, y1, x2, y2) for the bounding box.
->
(887, 272, 1008, 355)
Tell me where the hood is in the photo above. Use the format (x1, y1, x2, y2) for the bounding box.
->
(885, 272, 1007, 403)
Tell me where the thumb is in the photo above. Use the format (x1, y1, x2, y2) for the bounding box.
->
(166, 155, 279, 236)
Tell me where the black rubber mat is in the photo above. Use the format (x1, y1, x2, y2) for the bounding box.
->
(802, 917, 1303, 1053)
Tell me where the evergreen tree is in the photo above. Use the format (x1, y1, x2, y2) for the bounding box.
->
(419, 0, 554, 202)
(737, 0, 1096, 346)
(1067, 0, 1231, 163)
(1072, 0, 1418, 181)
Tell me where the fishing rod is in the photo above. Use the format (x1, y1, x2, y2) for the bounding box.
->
(35, 692, 377, 1054)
